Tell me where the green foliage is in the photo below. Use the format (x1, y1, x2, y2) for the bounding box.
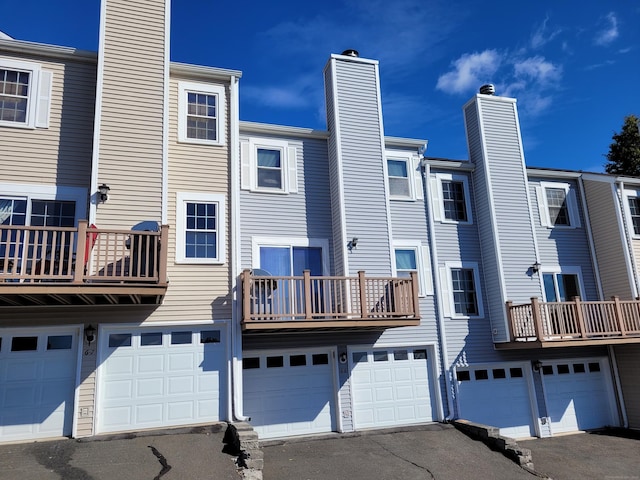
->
(604, 115, 640, 176)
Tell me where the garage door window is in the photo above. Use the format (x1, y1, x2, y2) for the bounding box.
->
(510, 367, 523, 378)
(393, 350, 408, 361)
(11, 336, 37, 351)
(374, 351, 388, 362)
(290, 354, 306, 366)
(413, 349, 427, 359)
(141, 332, 162, 346)
(243, 357, 260, 369)
(47, 335, 72, 350)
(457, 370, 471, 381)
(109, 333, 131, 348)
(353, 352, 367, 363)
(493, 368, 506, 379)
(312, 353, 329, 365)
(267, 356, 284, 368)
(573, 363, 585, 373)
(475, 369, 489, 380)
(557, 364, 570, 374)
(589, 362, 600, 372)
(200, 330, 220, 344)
(171, 331, 192, 345)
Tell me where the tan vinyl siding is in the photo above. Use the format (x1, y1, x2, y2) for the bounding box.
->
(77, 340, 97, 438)
(95, 0, 167, 228)
(147, 76, 232, 322)
(614, 345, 640, 429)
(0, 52, 95, 188)
(583, 180, 634, 299)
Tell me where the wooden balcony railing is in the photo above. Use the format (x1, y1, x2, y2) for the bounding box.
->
(505, 296, 640, 346)
(0, 220, 168, 306)
(241, 269, 420, 330)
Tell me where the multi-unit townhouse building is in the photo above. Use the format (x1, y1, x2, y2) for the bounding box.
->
(1, 0, 639, 445)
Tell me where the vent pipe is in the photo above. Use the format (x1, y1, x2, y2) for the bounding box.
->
(479, 84, 495, 95)
(341, 49, 359, 58)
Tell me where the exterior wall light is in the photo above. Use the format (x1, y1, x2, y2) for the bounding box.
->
(532, 360, 542, 372)
(84, 324, 96, 344)
(98, 183, 110, 202)
(531, 261, 541, 274)
(347, 237, 358, 251)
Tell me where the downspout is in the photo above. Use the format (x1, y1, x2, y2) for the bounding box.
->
(229, 75, 249, 422)
(424, 162, 455, 420)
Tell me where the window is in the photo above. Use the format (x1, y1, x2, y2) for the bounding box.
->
(537, 182, 581, 228)
(176, 193, 226, 264)
(241, 137, 297, 194)
(387, 159, 410, 197)
(393, 240, 433, 296)
(542, 268, 584, 302)
(178, 82, 225, 145)
(441, 262, 483, 318)
(386, 151, 422, 201)
(624, 189, 640, 237)
(0, 58, 51, 129)
(431, 173, 472, 224)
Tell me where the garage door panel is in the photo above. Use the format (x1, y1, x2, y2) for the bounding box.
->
(106, 356, 134, 375)
(139, 355, 164, 373)
(6, 360, 39, 381)
(169, 353, 194, 371)
(137, 378, 163, 397)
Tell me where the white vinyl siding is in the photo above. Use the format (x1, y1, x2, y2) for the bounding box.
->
(177, 81, 226, 146)
(241, 137, 297, 194)
(536, 181, 581, 228)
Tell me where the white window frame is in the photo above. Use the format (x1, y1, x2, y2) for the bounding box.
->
(0, 58, 51, 129)
(392, 240, 433, 296)
(385, 150, 423, 201)
(441, 262, 484, 319)
(431, 173, 473, 224)
(241, 137, 297, 194)
(177, 81, 226, 146)
(175, 192, 226, 264)
(540, 266, 586, 302)
(250, 236, 330, 275)
(623, 188, 640, 239)
(0, 183, 87, 221)
(536, 181, 581, 229)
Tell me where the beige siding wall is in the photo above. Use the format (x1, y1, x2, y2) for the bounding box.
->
(583, 180, 634, 299)
(614, 344, 640, 429)
(94, 0, 167, 228)
(147, 76, 232, 322)
(0, 52, 95, 189)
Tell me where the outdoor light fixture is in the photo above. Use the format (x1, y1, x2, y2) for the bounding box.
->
(347, 237, 358, 251)
(98, 183, 110, 202)
(531, 261, 541, 274)
(84, 325, 96, 345)
(532, 360, 542, 372)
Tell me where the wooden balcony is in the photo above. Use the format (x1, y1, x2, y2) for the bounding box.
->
(241, 269, 420, 331)
(501, 296, 640, 349)
(0, 220, 169, 307)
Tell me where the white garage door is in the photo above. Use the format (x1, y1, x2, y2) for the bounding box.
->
(541, 358, 617, 434)
(243, 349, 336, 439)
(456, 364, 536, 439)
(0, 327, 78, 442)
(350, 346, 435, 430)
(97, 325, 227, 434)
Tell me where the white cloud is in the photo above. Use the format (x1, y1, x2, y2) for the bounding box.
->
(242, 74, 319, 109)
(435, 50, 502, 94)
(513, 56, 562, 84)
(530, 16, 561, 49)
(594, 12, 619, 46)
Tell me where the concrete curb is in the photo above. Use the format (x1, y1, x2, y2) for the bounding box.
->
(451, 420, 549, 478)
(223, 422, 263, 480)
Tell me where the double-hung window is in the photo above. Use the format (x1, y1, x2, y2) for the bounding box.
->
(178, 82, 226, 146)
(392, 240, 433, 296)
(431, 173, 472, 224)
(624, 189, 640, 237)
(176, 193, 226, 264)
(386, 151, 423, 201)
(241, 137, 297, 194)
(0, 58, 51, 129)
(441, 262, 483, 318)
(536, 181, 581, 228)
(387, 159, 410, 197)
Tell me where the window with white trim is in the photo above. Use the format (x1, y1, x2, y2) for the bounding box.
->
(541, 267, 585, 302)
(177, 82, 226, 146)
(392, 240, 433, 296)
(430, 173, 472, 224)
(386, 151, 423, 201)
(624, 189, 640, 237)
(536, 181, 581, 228)
(176, 192, 226, 264)
(241, 137, 298, 194)
(0, 58, 52, 129)
(440, 262, 484, 318)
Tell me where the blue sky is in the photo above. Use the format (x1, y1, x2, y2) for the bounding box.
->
(1, 0, 638, 172)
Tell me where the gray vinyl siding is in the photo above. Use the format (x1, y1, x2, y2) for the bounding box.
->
(614, 344, 640, 429)
(583, 179, 634, 299)
(94, 0, 167, 228)
(328, 59, 392, 276)
(530, 178, 598, 300)
(0, 52, 96, 190)
(239, 133, 333, 270)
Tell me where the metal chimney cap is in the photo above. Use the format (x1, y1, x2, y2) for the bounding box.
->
(341, 49, 359, 57)
(479, 84, 495, 95)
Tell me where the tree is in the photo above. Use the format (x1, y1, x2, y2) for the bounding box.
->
(604, 115, 640, 176)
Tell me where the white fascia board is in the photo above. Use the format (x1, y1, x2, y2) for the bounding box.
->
(462, 92, 516, 110)
(384, 136, 428, 149)
(0, 38, 96, 63)
(240, 121, 329, 139)
(424, 159, 475, 172)
(526, 168, 583, 179)
(170, 62, 242, 81)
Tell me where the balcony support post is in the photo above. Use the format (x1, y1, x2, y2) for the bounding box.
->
(242, 269, 251, 323)
(358, 271, 368, 318)
(73, 220, 88, 284)
(531, 297, 544, 341)
(410, 271, 419, 318)
(157, 225, 169, 284)
(304, 269, 312, 320)
(612, 296, 626, 336)
(573, 296, 587, 338)
(505, 301, 515, 342)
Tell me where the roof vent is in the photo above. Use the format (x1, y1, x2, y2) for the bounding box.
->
(479, 84, 495, 95)
(341, 49, 359, 58)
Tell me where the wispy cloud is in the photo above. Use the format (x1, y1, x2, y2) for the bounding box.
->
(435, 50, 502, 94)
(594, 12, 619, 46)
(513, 56, 562, 84)
(242, 74, 319, 109)
(530, 15, 561, 49)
